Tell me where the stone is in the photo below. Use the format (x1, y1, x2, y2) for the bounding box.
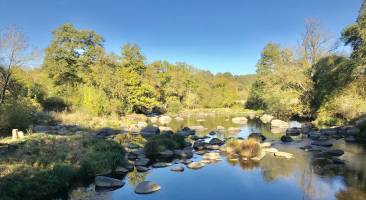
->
(170, 166, 184, 172)
(95, 176, 124, 188)
(228, 127, 241, 132)
(187, 162, 205, 169)
(149, 116, 158, 123)
(308, 131, 321, 140)
(260, 142, 271, 148)
(136, 166, 149, 172)
(158, 150, 174, 158)
(263, 147, 279, 153)
(175, 116, 184, 121)
(135, 181, 161, 194)
(202, 152, 221, 160)
(280, 135, 294, 143)
(320, 128, 338, 136)
(126, 163, 135, 172)
(189, 125, 207, 131)
(12, 129, 18, 140)
(128, 143, 140, 149)
(180, 159, 193, 165)
(347, 127, 360, 135)
(135, 158, 150, 166)
(248, 133, 266, 142)
(274, 151, 293, 159)
(286, 128, 301, 136)
(206, 145, 220, 150)
(152, 162, 171, 168)
(176, 129, 194, 137)
(311, 141, 333, 147)
(33, 125, 50, 133)
(115, 166, 129, 174)
(97, 128, 120, 137)
(345, 135, 357, 143)
(332, 158, 345, 165)
(159, 126, 173, 132)
(137, 121, 148, 128)
(174, 149, 193, 158)
(232, 117, 248, 124)
(246, 112, 257, 119)
(324, 149, 344, 157)
(193, 140, 208, 150)
(301, 123, 314, 134)
(260, 114, 274, 124)
(139, 126, 160, 138)
(159, 115, 172, 125)
(209, 131, 217, 135)
(216, 126, 226, 131)
(271, 119, 289, 129)
(209, 138, 224, 146)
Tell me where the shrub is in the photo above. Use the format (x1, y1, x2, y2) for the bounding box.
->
(144, 133, 186, 158)
(41, 96, 68, 112)
(238, 138, 261, 158)
(0, 97, 39, 133)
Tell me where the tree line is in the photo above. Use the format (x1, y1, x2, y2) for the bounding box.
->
(246, 1, 366, 126)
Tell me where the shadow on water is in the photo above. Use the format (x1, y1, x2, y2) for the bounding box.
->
(68, 114, 366, 200)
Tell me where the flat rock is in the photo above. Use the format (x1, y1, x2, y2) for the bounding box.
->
(95, 176, 124, 188)
(135, 158, 150, 166)
(202, 152, 221, 160)
(232, 117, 248, 124)
(209, 138, 224, 146)
(187, 162, 205, 169)
(135, 181, 161, 194)
(311, 141, 333, 147)
(325, 149, 344, 157)
(136, 166, 149, 172)
(152, 162, 171, 168)
(281, 135, 294, 142)
(274, 151, 293, 159)
(263, 147, 278, 153)
(170, 166, 184, 172)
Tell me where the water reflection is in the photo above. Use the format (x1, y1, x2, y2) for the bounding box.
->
(69, 113, 366, 200)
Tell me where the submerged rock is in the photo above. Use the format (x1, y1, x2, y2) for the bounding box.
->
(95, 176, 125, 188)
(280, 135, 294, 143)
(170, 166, 184, 172)
(152, 162, 171, 168)
(187, 162, 205, 169)
(324, 149, 344, 157)
(135, 181, 161, 194)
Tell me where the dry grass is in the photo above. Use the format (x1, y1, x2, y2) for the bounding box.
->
(238, 138, 261, 158)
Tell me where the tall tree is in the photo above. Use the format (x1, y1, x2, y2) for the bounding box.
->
(0, 26, 34, 104)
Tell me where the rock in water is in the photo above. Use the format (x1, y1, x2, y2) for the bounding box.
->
(170, 166, 184, 172)
(159, 116, 172, 125)
(274, 151, 294, 159)
(202, 152, 221, 160)
(95, 176, 125, 188)
(135, 158, 150, 166)
(281, 135, 294, 142)
(187, 162, 205, 169)
(135, 181, 161, 194)
(271, 119, 289, 128)
(260, 114, 274, 124)
(136, 166, 149, 172)
(232, 117, 248, 124)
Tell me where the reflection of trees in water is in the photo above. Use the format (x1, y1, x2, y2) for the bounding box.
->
(127, 170, 148, 187)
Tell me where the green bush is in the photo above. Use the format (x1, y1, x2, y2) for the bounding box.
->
(0, 97, 39, 133)
(41, 96, 68, 112)
(0, 135, 127, 200)
(144, 133, 186, 158)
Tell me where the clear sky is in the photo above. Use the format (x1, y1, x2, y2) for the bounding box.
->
(0, 0, 363, 75)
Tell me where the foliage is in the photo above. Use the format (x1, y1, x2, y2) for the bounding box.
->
(238, 138, 261, 158)
(143, 133, 186, 158)
(0, 134, 127, 200)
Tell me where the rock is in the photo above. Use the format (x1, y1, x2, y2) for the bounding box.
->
(248, 133, 266, 142)
(263, 147, 278, 153)
(228, 127, 241, 132)
(195, 150, 207, 155)
(286, 128, 301, 136)
(206, 145, 220, 150)
(135, 158, 150, 166)
(137, 121, 148, 128)
(115, 167, 128, 174)
(136, 166, 149, 172)
(158, 126, 173, 132)
(216, 126, 226, 131)
(320, 128, 338, 136)
(170, 166, 184, 172)
(280, 135, 294, 143)
(324, 149, 344, 157)
(260, 142, 271, 148)
(209, 138, 224, 146)
(232, 117, 248, 124)
(140, 126, 160, 137)
(97, 128, 121, 137)
(251, 150, 266, 161)
(332, 158, 345, 165)
(189, 125, 207, 131)
(308, 131, 321, 140)
(187, 162, 205, 169)
(135, 181, 161, 194)
(347, 127, 360, 135)
(128, 143, 140, 149)
(159, 116, 172, 125)
(174, 149, 193, 158)
(202, 152, 221, 160)
(193, 140, 207, 150)
(149, 116, 158, 123)
(152, 162, 171, 168)
(176, 129, 194, 137)
(271, 120, 289, 129)
(158, 150, 174, 158)
(246, 112, 257, 119)
(33, 125, 50, 133)
(274, 151, 293, 159)
(311, 141, 333, 147)
(95, 176, 124, 188)
(175, 116, 184, 121)
(312, 157, 333, 166)
(209, 131, 217, 136)
(301, 123, 314, 134)
(345, 135, 357, 143)
(126, 163, 135, 172)
(260, 114, 274, 124)
(180, 159, 193, 165)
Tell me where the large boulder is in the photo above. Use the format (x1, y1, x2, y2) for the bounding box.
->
(140, 126, 160, 137)
(159, 116, 172, 125)
(232, 117, 248, 124)
(95, 176, 125, 188)
(260, 114, 274, 124)
(271, 119, 289, 129)
(135, 181, 161, 194)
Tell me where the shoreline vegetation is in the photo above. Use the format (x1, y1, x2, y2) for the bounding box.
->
(1, 1, 366, 199)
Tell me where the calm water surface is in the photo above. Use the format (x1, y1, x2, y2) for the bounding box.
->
(70, 113, 366, 200)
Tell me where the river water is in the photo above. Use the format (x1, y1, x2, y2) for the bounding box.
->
(69, 113, 366, 200)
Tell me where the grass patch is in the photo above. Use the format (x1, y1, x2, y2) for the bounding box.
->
(0, 134, 127, 200)
(225, 138, 261, 158)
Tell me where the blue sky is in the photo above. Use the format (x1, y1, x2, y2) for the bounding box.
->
(0, 0, 363, 74)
